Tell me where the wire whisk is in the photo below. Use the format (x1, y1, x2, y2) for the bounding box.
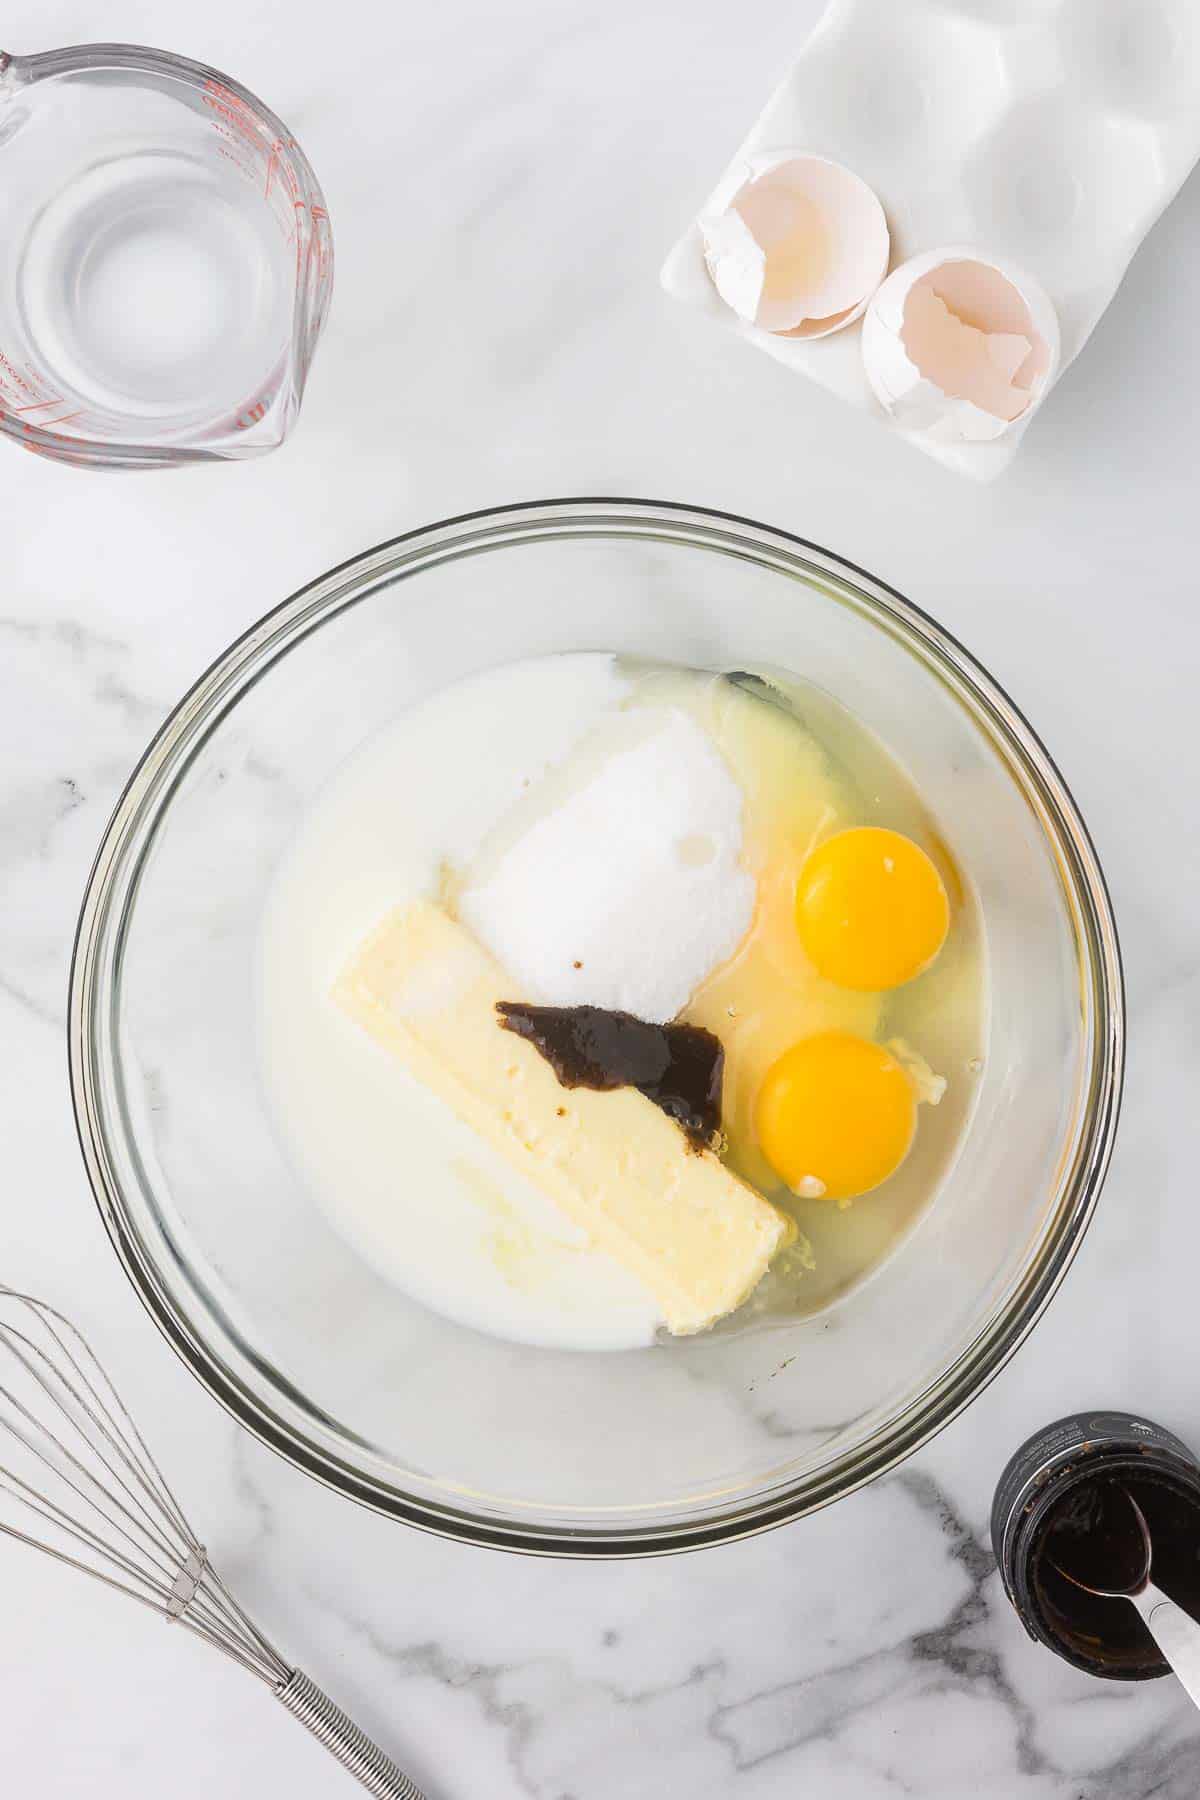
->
(0, 1286, 427, 1798)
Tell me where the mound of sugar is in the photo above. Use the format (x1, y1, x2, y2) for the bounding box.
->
(458, 708, 754, 1023)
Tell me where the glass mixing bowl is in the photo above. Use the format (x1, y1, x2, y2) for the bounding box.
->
(70, 500, 1123, 1555)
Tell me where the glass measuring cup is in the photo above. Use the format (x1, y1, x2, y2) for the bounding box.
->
(0, 43, 333, 469)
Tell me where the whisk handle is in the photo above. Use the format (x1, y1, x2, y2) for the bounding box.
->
(276, 1668, 429, 1798)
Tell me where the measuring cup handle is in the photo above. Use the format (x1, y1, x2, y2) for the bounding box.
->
(1132, 1584, 1200, 1711)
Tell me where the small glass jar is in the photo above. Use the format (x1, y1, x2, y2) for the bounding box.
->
(992, 1411, 1200, 1679)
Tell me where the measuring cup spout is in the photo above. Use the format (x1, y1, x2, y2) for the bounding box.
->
(0, 51, 31, 140)
(0, 50, 32, 98)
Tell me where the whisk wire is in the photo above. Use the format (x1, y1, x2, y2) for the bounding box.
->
(10, 1297, 198, 1544)
(0, 1286, 424, 1796)
(0, 1325, 193, 1589)
(0, 1291, 284, 1673)
(198, 1560, 292, 1675)
(0, 1455, 174, 1601)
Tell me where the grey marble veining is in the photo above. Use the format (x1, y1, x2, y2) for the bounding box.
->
(3, 0, 1199, 1794)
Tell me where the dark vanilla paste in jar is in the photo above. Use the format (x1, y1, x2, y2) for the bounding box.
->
(992, 1411, 1200, 1679)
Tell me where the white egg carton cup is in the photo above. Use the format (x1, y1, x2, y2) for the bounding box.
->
(660, 0, 1200, 479)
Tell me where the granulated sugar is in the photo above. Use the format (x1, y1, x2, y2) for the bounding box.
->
(458, 707, 754, 1022)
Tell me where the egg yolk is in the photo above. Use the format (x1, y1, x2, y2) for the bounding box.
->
(755, 1031, 916, 1202)
(795, 827, 949, 991)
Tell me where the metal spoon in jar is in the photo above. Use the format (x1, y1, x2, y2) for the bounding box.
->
(1051, 1486, 1200, 1707)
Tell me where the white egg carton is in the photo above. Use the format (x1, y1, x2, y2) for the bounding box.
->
(661, 0, 1200, 478)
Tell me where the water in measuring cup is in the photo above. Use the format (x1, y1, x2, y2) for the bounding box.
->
(1, 66, 301, 446)
(20, 152, 292, 424)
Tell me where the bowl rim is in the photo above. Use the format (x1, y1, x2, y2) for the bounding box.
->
(69, 497, 1125, 1557)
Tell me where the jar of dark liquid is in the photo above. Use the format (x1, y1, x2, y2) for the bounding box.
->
(992, 1412, 1200, 1679)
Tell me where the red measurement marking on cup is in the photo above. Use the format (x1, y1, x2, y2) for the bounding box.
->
(203, 77, 253, 113)
(0, 346, 54, 406)
(9, 405, 83, 430)
(202, 79, 261, 139)
(0, 347, 89, 440)
(18, 415, 89, 458)
(204, 103, 258, 144)
(264, 139, 288, 200)
(310, 205, 332, 276)
(202, 77, 275, 195)
(0, 349, 77, 447)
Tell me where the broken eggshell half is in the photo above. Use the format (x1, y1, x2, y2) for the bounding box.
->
(861, 251, 1060, 443)
(699, 154, 890, 339)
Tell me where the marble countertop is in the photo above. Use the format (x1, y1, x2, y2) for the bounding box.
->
(3, 0, 1199, 1793)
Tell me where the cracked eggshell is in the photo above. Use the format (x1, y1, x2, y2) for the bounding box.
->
(699, 153, 890, 339)
(861, 250, 1060, 444)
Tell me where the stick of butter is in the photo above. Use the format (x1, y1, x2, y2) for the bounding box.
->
(334, 901, 791, 1336)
